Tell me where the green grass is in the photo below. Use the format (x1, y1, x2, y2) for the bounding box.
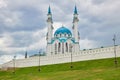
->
(0, 57, 120, 80)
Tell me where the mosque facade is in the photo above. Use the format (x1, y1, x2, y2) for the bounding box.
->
(46, 6, 80, 55)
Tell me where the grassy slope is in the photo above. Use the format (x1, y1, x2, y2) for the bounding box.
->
(0, 58, 120, 80)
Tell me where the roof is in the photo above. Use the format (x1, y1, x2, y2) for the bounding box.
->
(74, 5, 78, 14)
(48, 5, 51, 14)
(54, 26, 72, 36)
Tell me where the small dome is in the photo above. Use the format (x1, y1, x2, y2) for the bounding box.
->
(54, 26, 72, 36)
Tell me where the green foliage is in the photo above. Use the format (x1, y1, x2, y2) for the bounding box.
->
(0, 57, 120, 80)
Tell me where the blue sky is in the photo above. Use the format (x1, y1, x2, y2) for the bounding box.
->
(0, 0, 120, 64)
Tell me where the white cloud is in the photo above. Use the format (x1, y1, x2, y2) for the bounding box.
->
(0, 55, 13, 64)
(0, 54, 24, 64)
(0, 34, 13, 48)
(53, 22, 62, 33)
(80, 38, 97, 50)
(28, 36, 46, 51)
(28, 27, 47, 51)
(0, 0, 7, 8)
(0, 27, 47, 54)
(0, 10, 22, 28)
(78, 0, 120, 20)
(4, 13, 22, 27)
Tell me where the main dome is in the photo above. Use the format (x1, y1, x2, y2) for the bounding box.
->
(54, 26, 72, 36)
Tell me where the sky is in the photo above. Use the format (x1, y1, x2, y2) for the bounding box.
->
(0, 0, 120, 64)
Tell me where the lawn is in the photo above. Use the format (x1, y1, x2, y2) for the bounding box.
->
(0, 57, 120, 80)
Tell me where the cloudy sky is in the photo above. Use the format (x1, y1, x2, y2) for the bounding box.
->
(0, 0, 120, 64)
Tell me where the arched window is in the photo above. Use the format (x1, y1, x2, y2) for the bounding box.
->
(55, 43, 57, 54)
(60, 34, 62, 37)
(62, 42, 64, 54)
(56, 34, 57, 37)
(65, 34, 66, 37)
(66, 43, 68, 52)
(68, 34, 71, 37)
(58, 43, 61, 52)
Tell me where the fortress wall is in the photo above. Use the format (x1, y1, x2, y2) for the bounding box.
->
(1, 45, 120, 70)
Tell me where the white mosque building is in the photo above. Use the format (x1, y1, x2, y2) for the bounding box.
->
(0, 6, 120, 69)
(46, 6, 80, 55)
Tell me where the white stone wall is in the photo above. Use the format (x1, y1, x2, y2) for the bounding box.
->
(1, 45, 120, 69)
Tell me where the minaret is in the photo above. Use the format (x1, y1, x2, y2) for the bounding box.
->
(72, 5, 80, 53)
(46, 5, 53, 43)
(46, 6, 54, 55)
(73, 5, 79, 42)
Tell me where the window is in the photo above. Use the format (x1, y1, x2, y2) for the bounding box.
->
(56, 34, 58, 37)
(68, 34, 70, 37)
(58, 43, 61, 52)
(65, 34, 66, 37)
(55, 43, 57, 54)
(66, 43, 68, 52)
(66, 34, 68, 37)
(60, 34, 62, 37)
(62, 42, 64, 54)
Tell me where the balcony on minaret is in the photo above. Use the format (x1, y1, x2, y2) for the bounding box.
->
(47, 17, 52, 23)
(73, 17, 79, 23)
(73, 5, 79, 23)
(47, 5, 53, 23)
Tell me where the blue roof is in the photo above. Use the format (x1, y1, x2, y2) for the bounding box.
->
(74, 5, 78, 14)
(54, 26, 72, 36)
(48, 5, 51, 14)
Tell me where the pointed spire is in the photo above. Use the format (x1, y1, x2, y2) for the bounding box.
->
(74, 5, 78, 14)
(48, 5, 51, 14)
(47, 5, 53, 23)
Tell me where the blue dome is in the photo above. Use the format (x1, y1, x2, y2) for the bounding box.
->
(54, 27, 72, 36)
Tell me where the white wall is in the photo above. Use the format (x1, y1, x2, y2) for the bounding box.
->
(1, 45, 120, 70)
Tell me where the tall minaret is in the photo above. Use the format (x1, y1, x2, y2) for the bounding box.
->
(72, 5, 80, 52)
(46, 6, 54, 55)
(73, 5, 79, 42)
(46, 5, 53, 43)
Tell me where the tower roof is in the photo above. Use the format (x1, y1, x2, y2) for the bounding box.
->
(74, 5, 78, 14)
(48, 5, 51, 14)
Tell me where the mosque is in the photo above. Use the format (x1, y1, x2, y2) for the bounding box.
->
(0, 6, 120, 69)
(46, 6, 80, 55)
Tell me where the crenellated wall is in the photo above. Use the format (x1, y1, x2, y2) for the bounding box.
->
(1, 45, 120, 70)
